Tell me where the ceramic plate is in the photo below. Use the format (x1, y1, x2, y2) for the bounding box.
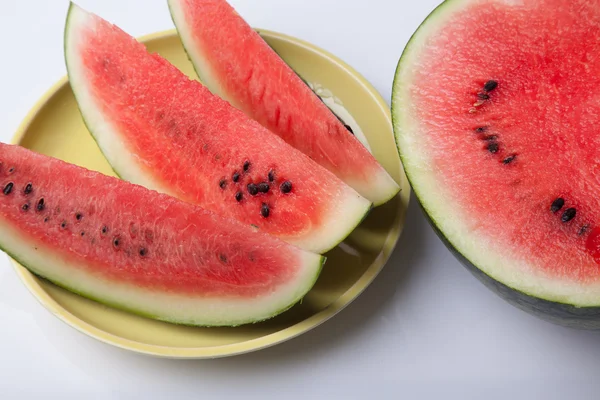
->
(9, 29, 410, 358)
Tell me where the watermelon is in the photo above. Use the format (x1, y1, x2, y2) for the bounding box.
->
(64, 3, 371, 255)
(392, 0, 600, 328)
(0, 143, 324, 326)
(167, 0, 400, 206)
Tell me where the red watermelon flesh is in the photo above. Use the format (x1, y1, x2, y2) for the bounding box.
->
(168, 0, 400, 206)
(64, 4, 371, 255)
(0, 143, 324, 326)
(393, 0, 600, 306)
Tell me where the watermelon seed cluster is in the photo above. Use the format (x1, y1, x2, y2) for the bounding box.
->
(472, 81, 519, 164)
(473, 126, 517, 163)
(550, 197, 578, 223)
(218, 160, 294, 218)
(1, 173, 155, 259)
(469, 80, 498, 113)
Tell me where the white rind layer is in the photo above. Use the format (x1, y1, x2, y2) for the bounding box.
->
(283, 186, 372, 254)
(1, 211, 324, 326)
(392, 0, 600, 307)
(64, 4, 175, 198)
(65, 3, 372, 254)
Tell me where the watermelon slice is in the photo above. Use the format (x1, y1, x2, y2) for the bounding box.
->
(64, 3, 371, 255)
(0, 143, 324, 326)
(167, 0, 400, 206)
(392, 0, 600, 328)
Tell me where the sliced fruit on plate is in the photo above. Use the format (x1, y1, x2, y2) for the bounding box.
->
(0, 143, 324, 326)
(64, 3, 371, 255)
(167, 0, 399, 206)
(392, 0, 600, 328)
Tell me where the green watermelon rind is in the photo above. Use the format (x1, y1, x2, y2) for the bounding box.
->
(391, 0, 600, 328)
(5, 241, 326, 328)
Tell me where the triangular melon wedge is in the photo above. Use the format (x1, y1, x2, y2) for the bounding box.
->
(0, 143, 324, 326)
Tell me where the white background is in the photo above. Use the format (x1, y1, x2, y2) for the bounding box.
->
(0, 0, 599, 398)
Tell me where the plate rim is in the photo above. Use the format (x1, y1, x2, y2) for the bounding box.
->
(8, 28, 410, 359)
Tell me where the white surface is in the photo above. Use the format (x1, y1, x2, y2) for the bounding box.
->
(0, 0, 599, 398)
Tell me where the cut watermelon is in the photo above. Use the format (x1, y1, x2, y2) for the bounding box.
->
(0, 143, 324, 326)
(64, 3, 371, 255)
(167, 0, 400, 206)
(393, 0, 600, 328)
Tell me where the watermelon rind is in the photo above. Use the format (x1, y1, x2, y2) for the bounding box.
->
(391, 0, 600, 328)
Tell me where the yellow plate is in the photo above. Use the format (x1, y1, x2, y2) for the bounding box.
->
(9, 29, 410, 358)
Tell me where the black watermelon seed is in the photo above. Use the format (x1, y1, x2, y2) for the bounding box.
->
(258, 182, 270, 193)
(268, 170, 275, 182)
(550, 198, 565, 213)
(23, 183, 33, 195)
(219, 179, 227, 189)
(502, 154, 517, 164)
(43, 217, 49, 223)
(344, 124, 354, 134)
(7, 167, 14, 174)
(477, 92, 491, 100)
(75, 213, 82, 221)
(3, 182, 13, 195)
(232, 172, 240, 182)
(61, 221, 67, 229)
(139, 248, 148, 257)
(219, 253, 227, 263)
(247, 183, 258, 196)
(561, 208, 576, 222)
(280, 181, 292, 194)
(113, 237, 121, 248)
(243, 161, 251, 172)
(475, 126, 488, 133)
(101, 226, 108, 235)
(80, 231, 85, 237)
(21, 203, 30, 211)
(487, 142, 499, 153)
(484, 80, 498, 92)
(235, 191, 243, 202)
(261, 203, 270, 218)
(36, 198, 45, 212)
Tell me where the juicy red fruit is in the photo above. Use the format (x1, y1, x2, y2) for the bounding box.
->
(409, 0, 600, 281)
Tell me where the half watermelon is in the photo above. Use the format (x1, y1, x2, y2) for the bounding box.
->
(64, 3, 371, 255)
(167, 0, 400, 206)
(0, 143, 324, 326)
(392, 0, 600, 328)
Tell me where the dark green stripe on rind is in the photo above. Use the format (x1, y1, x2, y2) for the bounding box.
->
(391, 0, 600, 329)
